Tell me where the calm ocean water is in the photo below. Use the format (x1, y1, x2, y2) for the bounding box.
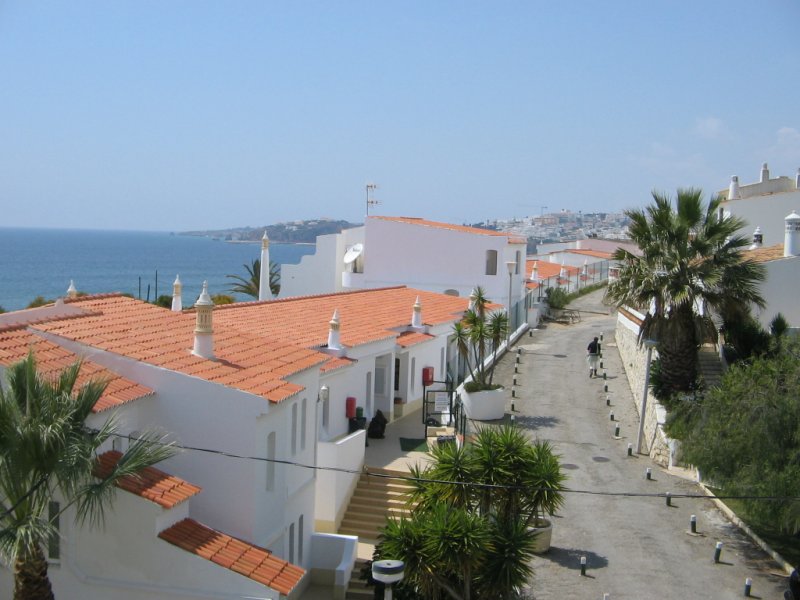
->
(0, 228, 316, 312)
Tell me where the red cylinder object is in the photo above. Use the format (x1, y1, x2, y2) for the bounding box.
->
(422, 366, 434, 387)
(346, 396, 357, 419)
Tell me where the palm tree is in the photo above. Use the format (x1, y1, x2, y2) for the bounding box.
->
(226, 258, 281, 299)
(606, 189, 765, 394)
(379, 426, 563, 599)
(0, 354, 175, 599)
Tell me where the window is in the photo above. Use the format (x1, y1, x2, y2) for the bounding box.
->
(266, 432, 276, 491)
(485, 250, 498, 275)
(289, 523, 295, 564)
(300, 399, 307, 451)
(410, 358, 416, 394)
(394, 358, 400, 392)
(366, 372, 373, 416)
(515, 250, 522, 274)
(322, 393, 330, 430)
(440, 348, 445, 378)
(298, 515, 304, 563)
(291, 404, 298, 455)
(48, 501, 60, 561)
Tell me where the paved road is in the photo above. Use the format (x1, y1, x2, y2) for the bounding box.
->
(492, 290, 788, 599)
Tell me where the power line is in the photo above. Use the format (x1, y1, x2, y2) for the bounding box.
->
(107, 432, 800, 503)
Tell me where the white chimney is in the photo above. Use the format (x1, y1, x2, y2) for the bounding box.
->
(760, 162, 769, 183)
(785, 211, 800, 257)
(327, 309, 342, 351)
(66, 280, 78, 299)
(171, 275, 182, 312)
(728, 176, 741, 200)
(530, 261, 538, 282)
(192, 281, 214, 359)
(411, 296, 423, 329)
(259, 231, 271, 301)
(469, 289, 478, 311)
(749, 227, 763, 250)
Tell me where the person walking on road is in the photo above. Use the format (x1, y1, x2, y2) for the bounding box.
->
(587, 336, 600, 378)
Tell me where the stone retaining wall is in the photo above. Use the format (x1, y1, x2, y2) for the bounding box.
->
(614, 308, 674, 467)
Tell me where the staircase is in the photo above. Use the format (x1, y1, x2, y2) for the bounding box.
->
(698, 345, 725, 389)
(340, 468, 416, 600)
(339, 468, 416, 541)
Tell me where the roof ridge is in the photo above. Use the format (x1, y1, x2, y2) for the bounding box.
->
(212, 285, 410, 309)
(63, 292, 126, 304)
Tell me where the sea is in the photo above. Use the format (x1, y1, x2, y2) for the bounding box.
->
(0, 228, 316, 312)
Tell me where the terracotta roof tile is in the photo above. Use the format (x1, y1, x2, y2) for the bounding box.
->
(21, 288, 471, 406)
(95, 451, 201, 508)
(370, 216, 527, 244)
(745, 243, 794, 264)
(396, 331, 435, 347)
(0, 329, 153, 412)
(565, 249, 613, 259)
(159, 518, 305, 596)
(525, 260, 579, 279)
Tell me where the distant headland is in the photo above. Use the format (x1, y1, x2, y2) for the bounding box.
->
(181, 218, 361, 244)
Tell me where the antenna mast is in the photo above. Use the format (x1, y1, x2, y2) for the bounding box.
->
(366, 182, 379, 216)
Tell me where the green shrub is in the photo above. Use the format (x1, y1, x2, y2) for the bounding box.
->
(545, 287, 569, 309)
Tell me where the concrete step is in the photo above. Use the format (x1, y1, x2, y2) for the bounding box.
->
(345, 560, 373, 600)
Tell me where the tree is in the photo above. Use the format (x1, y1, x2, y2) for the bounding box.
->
(453, 288, 509, 392)
(677, 340, 800, 535)
(0, 354, 175, 599)
(226, 258, 280, 299)
(605, 189, 765, 395)
(374, 426, 565, 599)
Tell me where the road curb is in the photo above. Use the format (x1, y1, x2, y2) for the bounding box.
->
(697, 480, 794, 575)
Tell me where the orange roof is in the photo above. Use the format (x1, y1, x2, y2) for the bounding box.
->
(159, 518, 305, 596)
(396, 331, 435, 347)
(525, 260, 579, 279)
(0, 327, 154, 413)
(746, 244, 793, 264)
(95, 451, 201, 508)
(320, 356, 356, 373)
(23, 288, 470, 405)
(370, 216, 527, 245)
(33, 295, 326, 404)
(565, 249, 612, 259)
(212, 287, 470, 350)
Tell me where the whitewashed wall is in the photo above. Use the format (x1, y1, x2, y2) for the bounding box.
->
(0, 490, 287, 600)
(723, 188, 800, 246)
(755, 257, 800, 328)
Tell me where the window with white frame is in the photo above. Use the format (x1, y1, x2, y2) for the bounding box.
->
(298, 515, 304, 563)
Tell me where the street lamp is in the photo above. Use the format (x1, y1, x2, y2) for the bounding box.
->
(506, 260, 516, 338)
(636, 340, 658, 454)
(372, 559, 405, 600)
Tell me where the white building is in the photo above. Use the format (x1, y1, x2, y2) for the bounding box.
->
(741, 211, 800, 330)
(720, 162, 800, 247)
(281, 216, 528, 323)
(0, 284, 472, 599)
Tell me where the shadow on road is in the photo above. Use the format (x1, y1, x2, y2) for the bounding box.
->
(514, 415, 560, 430)
(543, 546, 609, 571)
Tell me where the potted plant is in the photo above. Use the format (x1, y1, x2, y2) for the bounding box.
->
(523, 438, 566, 553)
(454, 287, 509, 420)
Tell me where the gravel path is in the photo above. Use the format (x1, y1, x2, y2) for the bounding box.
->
(489, 289, 788, 599)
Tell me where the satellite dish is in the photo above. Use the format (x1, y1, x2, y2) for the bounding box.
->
(343, 243, 364, 265)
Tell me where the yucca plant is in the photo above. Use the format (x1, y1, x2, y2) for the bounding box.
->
(453, 287, 509, 393)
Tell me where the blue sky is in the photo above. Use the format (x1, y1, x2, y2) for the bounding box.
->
(1, 1, 798, 231)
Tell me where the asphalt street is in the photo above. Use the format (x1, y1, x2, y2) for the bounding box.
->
(492, 289, 788, 599)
